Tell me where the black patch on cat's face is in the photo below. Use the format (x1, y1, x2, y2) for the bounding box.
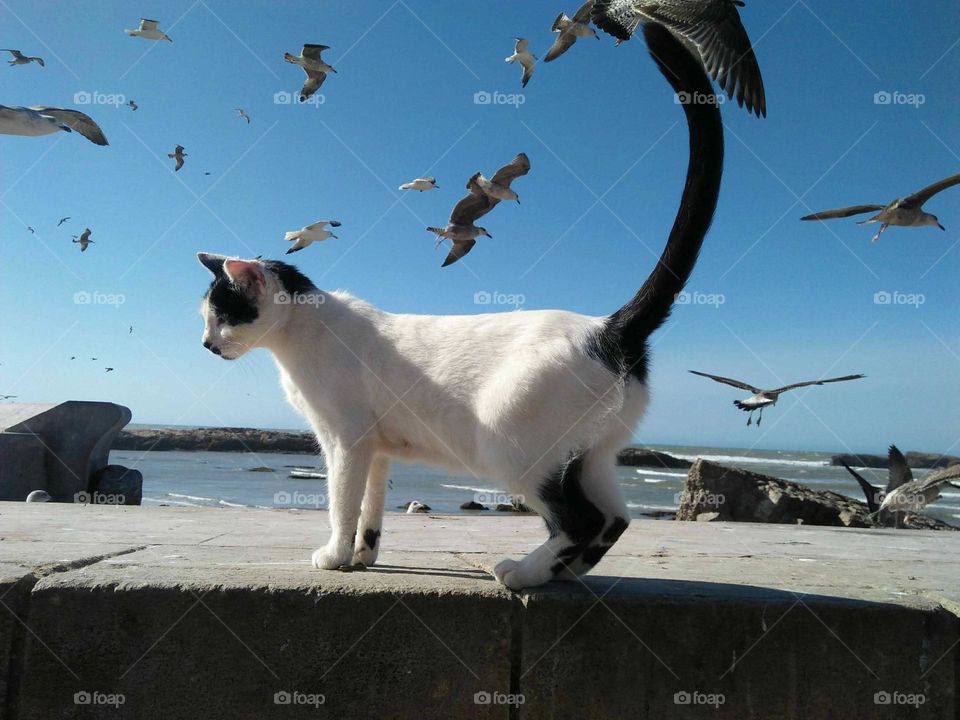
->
(205, 276, 258, 326)
(262, 260, 316, 296)
(203, 260, 316, 326)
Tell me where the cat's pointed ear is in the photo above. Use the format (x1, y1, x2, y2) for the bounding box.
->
(223, 259, 266, 297)
(197, 252, 227, 277)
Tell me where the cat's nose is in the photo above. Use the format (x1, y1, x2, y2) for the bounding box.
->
(203, 340, 221, 356)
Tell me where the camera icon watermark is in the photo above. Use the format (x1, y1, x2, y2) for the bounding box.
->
(473, 90, 526, 109)
(674, 290, 725, 308)
(273, 90, 325, 108)
(273, 490, 326, 508)
(674, 489, 725, 508)
(273, 690, 325, 707)
(873, 90, 925, 108)
(274, 291, 325, 306)
(473, 290, 526, 309)
(74, 491, 125, 505)
(474, 690, 525, 707)
(675, 90, 725, 107)
(74, 90, 127, 108)
(74, 690, 125, 707)
(674, 690, 725, 708)
(474, 492, 523, 507)
(874, 690, 925, 707)
(873, 290, 924, 308)
(73, 290, 126, 307)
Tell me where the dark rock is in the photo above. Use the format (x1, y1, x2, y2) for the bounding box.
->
(459, 501, 487, 510)
(831, 451, 960, 470)
(245, 466, 275, 473)
(88, 465, 142, 506)
(112, 427, 319, 454)
(616, 447, 691, 469)
(677, 459, 955, 530)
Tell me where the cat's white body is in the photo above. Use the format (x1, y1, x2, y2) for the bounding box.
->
(197, 23, 724, 589)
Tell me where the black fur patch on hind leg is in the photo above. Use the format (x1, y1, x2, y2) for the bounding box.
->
(540, 452, 611, 577)
(363, 528, 380, 551)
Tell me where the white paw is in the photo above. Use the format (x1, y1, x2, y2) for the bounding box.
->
(493, 558, 525, 590)
(352, 545, 379, 567)
(311, 542, 353, 570)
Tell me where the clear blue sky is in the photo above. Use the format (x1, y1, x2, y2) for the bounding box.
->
(1, 1, 958, 454)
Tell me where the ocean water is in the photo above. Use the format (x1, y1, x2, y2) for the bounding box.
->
(110, 444, 960, 526)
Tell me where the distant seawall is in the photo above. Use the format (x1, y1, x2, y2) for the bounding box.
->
(112, 427, 689, 467)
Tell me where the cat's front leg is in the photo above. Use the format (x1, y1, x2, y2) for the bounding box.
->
(312, 447, 372, 570)
(352, 455, 390, 566)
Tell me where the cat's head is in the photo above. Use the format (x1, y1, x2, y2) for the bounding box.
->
(197, 253, 316, 359)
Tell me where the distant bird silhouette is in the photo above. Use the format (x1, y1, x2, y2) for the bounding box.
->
(27, 226, 34, 234)
(592, 0, 766, 117)
(399, 177, 439, 192)
(801, 172, 960, 243)
(1, 49, 44, 67)
(125, 18, 172, 42)
(0, 105, 108, 145)
(57, 216, 70, 226)
(105, 367, 114, 372)
(285, 220, 341, 254)
(168, 144, 186, 171)
(0, 394, 17, 400)
(127, 100, 138, 111)
(284, 44, 336, 102)
(545, 1, 598, 62)
(690, 370, 865, 426)
(72, 228, 93, 252)
(235, 108, 250, 124)
(506, 37, 537, 87)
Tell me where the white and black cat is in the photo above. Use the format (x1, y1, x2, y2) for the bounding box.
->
(196, 24, 724, 590)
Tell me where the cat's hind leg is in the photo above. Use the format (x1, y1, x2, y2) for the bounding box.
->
(352, 455, 390, 567)
(312, 447, 373, 570)
(494, 451, 629, 591)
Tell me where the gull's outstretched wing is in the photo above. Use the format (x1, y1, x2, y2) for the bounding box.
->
(441, 239, 476, 268)
(689, 370, 760, 394)
(902, 172, 960, 208)
(770, 374, 865, 394)
(29, 106, 108, 145)
(801, 205, 884, 221)
(489, 152, 530, 188)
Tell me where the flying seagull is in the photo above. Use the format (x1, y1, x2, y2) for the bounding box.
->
(1, 49, 44, 67)
(689, 370, 865, 426)
(801, 172, 960, 243)
(284, 44, 336, 102)
(591, 0, 767, 118)
(27, 226, 34, 234)
(57, 216, 70, 226)
(285, 220, 341, 254)
(427, 175, 496, 268)
(127, 100, 138, 111)
(234, 108, 250, 124)
(0, 394, 16, 400)
(72, 228, 93, 252)
(125, 18, 172, 42)
(105, 367, 114, 372)
(545, 1, 599, 62)
(506, 38, 537, 87)
(472, 152, 531, 204)
(0, 105, 109, 145)
(878, 463, 960, 518)
(841, 445, 913, 525)
(168, 144, 186, 171)
(399, 177, 439, 192)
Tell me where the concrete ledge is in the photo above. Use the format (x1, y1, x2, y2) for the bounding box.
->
(0, 504, 957, 719)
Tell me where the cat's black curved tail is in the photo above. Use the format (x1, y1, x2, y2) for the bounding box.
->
(596, 23, 724, 380)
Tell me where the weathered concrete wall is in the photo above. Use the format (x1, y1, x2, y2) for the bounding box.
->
(0, 504, 957, 719)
